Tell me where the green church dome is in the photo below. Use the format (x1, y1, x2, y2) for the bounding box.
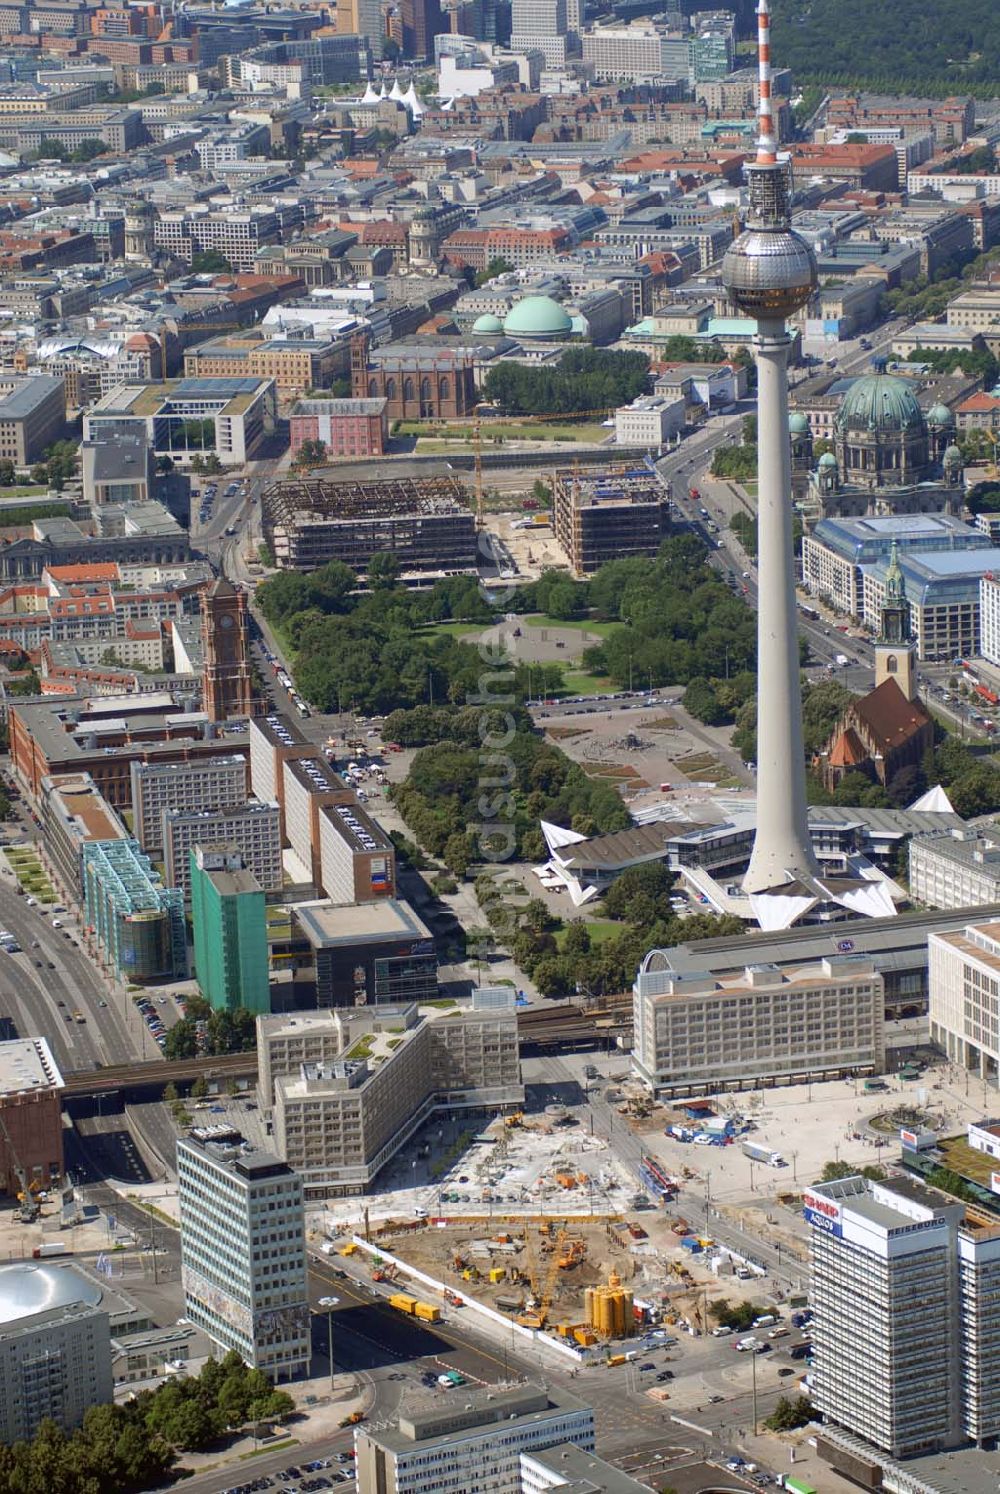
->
(502, 294, 573, 339)
(818, 451, 838, 467)
(472, 313, 504, 334)
(927, 402, 954, 426)
(788, 411, 809, 434)
(835, 373, 924, 435)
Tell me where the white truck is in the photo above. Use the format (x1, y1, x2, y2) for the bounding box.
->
(742, 1140, 785, 1167)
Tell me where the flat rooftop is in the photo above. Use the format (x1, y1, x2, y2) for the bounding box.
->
(285, 755, 346, 796)
(380, 1384, 587, 1450)
(0, 1037, 63, 1096)
(251, 712, 311, 751)
(320, 801, 392, 855)
(296, 897, 433, 948)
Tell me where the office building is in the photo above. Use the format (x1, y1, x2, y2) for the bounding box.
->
(86, 378, 277, 468)
(0, 1297, 112, 1444)
(296, 899, 438, 1009)
(289, 397, 387, 461)
(190, 847, 270, 1015)
(355, 1384, 595, 1494)
(39, 770, 128, 903)
(163, 800, 282, 900)
(614, 393, 686, 448)
(551, 465, 671, 577)
(0, 1038, 64, 1200)
(262, 473, 478, 581)
(582, 23, 688, 82)
(929, 918, 1000, 1081)
(521, 1444, 652, 1493)
(0, 376, 65, 464)
(11, 695, 246, 812)
(80, 421, 154, 508)
(177, 1136, 309, 1381)
(319, 801, 395, 905)
(83, 838, 186, 981)
(911, 828, 1000, 911)
(807, 1173, 1000, 1456)
(801, 514, 988, 619)
(981, 573, 1000, 668)
(130, 755, 249, 855)
(632, 954, 885, 1097)
(201, 577, 254, 724)
(263, 993, 523, 1194)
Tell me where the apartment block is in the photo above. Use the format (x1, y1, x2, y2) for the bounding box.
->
(130, 754, 249, 854)
(318, 801, 395, 905)
(177, 1136, 309, 1380)
(632, 954, 885, 1097)
(282, 755, 354, 888)
(0, 1302, 113, 1445)
(162, 800, 282, 900)
(355, 1385, 594, 1494)
(807, 1173, 1000, 1456)
(910, 827, 1000, 911)
(248, 712, 318, 840)
(262, 993, 523, 1194)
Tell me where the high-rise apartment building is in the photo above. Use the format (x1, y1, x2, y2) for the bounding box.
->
(355, 1384, 595, 1494)
(129, 754, 249, 853)
(162, 800, 282, 900)
(0, 1300, 113, 1444)
(807, 1173, 1000, 1457)
(177, 1136, 309, 1381)
(190, 846, 270, 1015)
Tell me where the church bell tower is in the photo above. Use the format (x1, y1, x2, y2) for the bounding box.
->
(875, 540, 916, 701)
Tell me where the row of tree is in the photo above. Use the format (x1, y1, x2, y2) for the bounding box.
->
(0, 1351, 294, 1494)
(163, 994, 257, 1060)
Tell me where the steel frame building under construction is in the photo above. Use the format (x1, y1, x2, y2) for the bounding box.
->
(551, 463, 671, 576)
(262, 474, 479, 581)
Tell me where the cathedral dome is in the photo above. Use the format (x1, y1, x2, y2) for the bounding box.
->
(818, 451, 838, 468)
(503, 295, 573, 339)
(927, 402, 954, 427)
(834, 373, 925, 436)
(472, 313, 504, 334)
(789, 411, 809, 434)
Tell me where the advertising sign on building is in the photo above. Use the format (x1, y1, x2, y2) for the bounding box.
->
(802, 1189, 843, 1238)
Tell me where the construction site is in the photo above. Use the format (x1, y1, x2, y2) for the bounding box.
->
(261, 472, 479, 578)
(317, 1109, 777, 1358)
(550, 463, 671, 577)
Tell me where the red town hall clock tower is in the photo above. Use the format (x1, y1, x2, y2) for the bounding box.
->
(201, 576, 253, 723)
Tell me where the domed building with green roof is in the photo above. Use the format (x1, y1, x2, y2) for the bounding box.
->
(805, 365, 964, 523)
(471, 313, 504, 335)
(502, 294, 573, 341)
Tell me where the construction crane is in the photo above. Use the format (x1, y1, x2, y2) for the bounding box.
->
(0, 1107, 41, 1223)
(518, 1223, 562, 1330)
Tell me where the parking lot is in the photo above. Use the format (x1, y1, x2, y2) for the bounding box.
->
(222, 1453, 356, 1494)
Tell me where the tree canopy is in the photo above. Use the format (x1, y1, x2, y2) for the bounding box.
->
(481, 347, 650, 416)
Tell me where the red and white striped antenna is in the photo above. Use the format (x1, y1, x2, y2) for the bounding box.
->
(756, 0, 777, 166)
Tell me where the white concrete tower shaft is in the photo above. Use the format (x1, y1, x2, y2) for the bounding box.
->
(744, 316, 819, 892)
(721, 0, 820, 895)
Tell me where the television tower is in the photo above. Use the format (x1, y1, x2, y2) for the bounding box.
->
(722, 0, 820, 897)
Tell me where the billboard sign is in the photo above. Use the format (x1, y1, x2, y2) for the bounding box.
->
(803, 1189, 843, 1238)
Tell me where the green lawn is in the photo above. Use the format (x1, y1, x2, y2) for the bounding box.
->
(555, 918, 620, 948)
(559, 669, 614, 695)
(525, 615, 621, 637)
(401, 421, 610, 443)
(419, 621, 487, 640)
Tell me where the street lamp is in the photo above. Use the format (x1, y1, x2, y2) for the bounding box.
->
(318, 1295, 339, 1393)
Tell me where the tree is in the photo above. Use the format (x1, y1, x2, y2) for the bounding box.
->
(70, 138, 106, 162)
(709, 1297, 756, 1330)
(191, 1075, 208, 1100)
(191, 250, 234, 274)
(367, 551, 400, 588)
(164, 1021, 198, 1059)
(162, 1081, 178, 1103)
(294, 438, 327, 468)
(765, 1396, 814, 1432)
(443, 831, 473, 878)
(475, 256, 514, 287)
(683, 676, 727, 725)
(155, 455, 174, 475)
